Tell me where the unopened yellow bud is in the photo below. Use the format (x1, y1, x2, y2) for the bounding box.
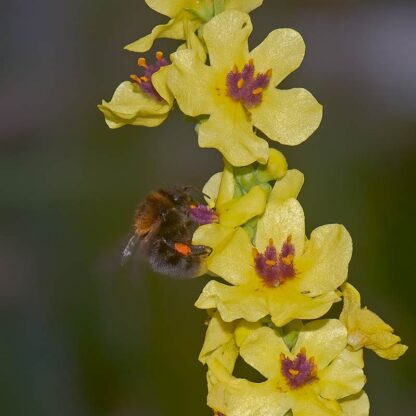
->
(256, 149, 288, 183)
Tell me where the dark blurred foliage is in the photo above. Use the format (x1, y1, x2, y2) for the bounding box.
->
(0, 0, 415, 415)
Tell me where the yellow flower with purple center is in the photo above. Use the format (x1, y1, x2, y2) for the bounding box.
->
(98, 52, 173, 128)
(125, 0, 263, 60)
(207, 319, 367, 416)
(340, 283, 408, 360)
(167, 10, 323, 166)
(195, 170, 352, 326)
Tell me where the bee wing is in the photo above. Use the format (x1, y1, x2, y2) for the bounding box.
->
(121, 234, 140, 266)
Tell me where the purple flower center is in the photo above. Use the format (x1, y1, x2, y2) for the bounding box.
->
(254, 237, 296, 287)
(226, 59, 272, 108)
(130, 51, 169, 101)
(189, 204, 218, 225)
(281, 348, 317, 389)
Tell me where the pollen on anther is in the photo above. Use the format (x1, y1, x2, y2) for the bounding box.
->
(232, 64, 238, 74)
(266, 68, 273, 78)
(137, 57, 148, 68)
(140, 76, 149, 82)
(130, 74, 141, 83)
(156, 51, 164, 61)
(266, 259, 276, 266)
(253, 87, 263, 95)
(282, 254, 294, 266)
(237, 79, 244, 89)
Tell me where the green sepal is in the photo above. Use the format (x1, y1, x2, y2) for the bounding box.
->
(214, 0, 225, 15)
(282, 320, 302, 350)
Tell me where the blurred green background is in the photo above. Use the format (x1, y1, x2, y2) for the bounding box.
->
(1, 0, 415, 414)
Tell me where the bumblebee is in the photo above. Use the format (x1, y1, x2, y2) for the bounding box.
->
(122, 187, 216, 278)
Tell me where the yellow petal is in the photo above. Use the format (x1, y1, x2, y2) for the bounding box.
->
(239, 326, 290, 380)
(373, 343, 408, 360)
(252, 88, 323, 146)
(339, 392, 370, 416)
(203, 10, 251, 71)
(297, 224, 352, 297)
(291, 390, 340, 416)
(183, 18, 207, 62)
(151, 65, 174, 105)
(293, 320, 347, 370)
(340, 283, 407, 360)
(208, 378, 290, 416)
(218, 185, 268, 227)
(206, 227, 255, 285)
(203, 172, 223, 204)
(250, 28, 305, 86)
(255, 198, 305, 255)
(98, 81, 170, 128)
(145, 0, 189, 17)
(225, 0, 263, 13)
(235, 320, 262, 347)
(216, 160, 235, 208)
(198, 107, 269, 166)
(168, 49, 215, 116)
(192, 223, 235, 251)
(269, 169, 304, 202)
(195, 280, 269, 323)
(124, 17, 185, 52)
(320, 349, 366, 400)
(199, 311, 236, 365)
(268, 287, 339, 327)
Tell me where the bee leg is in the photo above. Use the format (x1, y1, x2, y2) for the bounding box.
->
(190, 244, 212, 256)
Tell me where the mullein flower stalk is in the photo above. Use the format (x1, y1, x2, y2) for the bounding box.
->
(99, 2, 407, 415)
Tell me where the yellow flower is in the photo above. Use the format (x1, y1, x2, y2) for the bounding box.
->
(98, 53, 173, 128)
(195, 170, 352, 326)
(208, 319, 367, 416)
(194, 149, 288, 262)
(167, 10, 323, 166)
(340, 283, 408, 360)
(125, 0, 263, 61)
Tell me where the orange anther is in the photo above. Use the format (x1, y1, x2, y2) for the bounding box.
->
(268, 238, 274, 247)
(266, 260, 276, 267)
(248, 58, 254, 66)
(137, 57, 148, 68)
(253, 87, 263, 95)
(289, 369, 300, 376)
(175, 242, 192, 256)
(232, 64, 238, 74)
(281, 254, 294, 266)
(140, 76, 149, 82)
(237, 78, 244, 88)
(130, 74, 141, 83)
(266, 68, 273, 78)
(156, 51, 164, 61)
